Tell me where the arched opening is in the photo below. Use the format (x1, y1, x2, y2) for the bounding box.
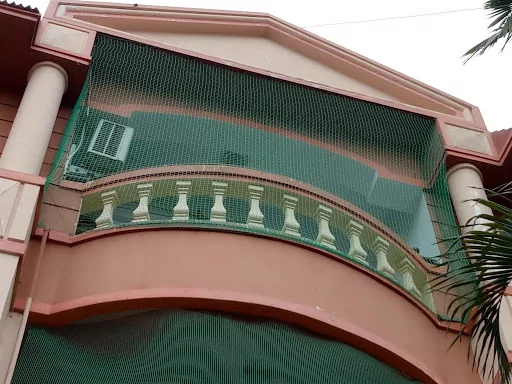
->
(13, 309, 418, 383)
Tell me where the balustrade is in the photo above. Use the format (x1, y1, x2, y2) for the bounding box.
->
(81, 177, 435, 312)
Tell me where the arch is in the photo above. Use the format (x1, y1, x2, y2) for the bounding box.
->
(14, 308, 420, 383)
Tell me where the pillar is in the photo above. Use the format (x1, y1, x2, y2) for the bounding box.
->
(0, 62, 66, 382)
(447, 163, 502, 383)
(0, 62, 67, 174)
(446, 163, 492, 233)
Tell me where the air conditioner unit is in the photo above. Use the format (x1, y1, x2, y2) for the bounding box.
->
(87, 119, 134, 162)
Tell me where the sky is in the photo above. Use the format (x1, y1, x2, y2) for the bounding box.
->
(27, 0, 512, 132)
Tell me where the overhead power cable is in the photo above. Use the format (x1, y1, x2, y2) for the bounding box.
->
(302, 7, 482, 29)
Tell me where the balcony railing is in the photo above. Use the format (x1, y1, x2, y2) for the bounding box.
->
(73, 167, 437, 313)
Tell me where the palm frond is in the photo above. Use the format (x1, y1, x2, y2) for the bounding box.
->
(431, 183, 512, 383)
(463, 0, 512, 62)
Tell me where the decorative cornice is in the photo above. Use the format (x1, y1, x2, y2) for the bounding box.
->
(446, 163, 483, 182)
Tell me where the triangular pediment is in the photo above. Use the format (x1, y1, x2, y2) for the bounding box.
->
(48, 1, 482, 126)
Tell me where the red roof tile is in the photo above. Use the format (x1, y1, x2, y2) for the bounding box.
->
(0, 0, 39, 14)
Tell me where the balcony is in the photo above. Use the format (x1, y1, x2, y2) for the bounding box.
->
(62, 165, 437, 314)
(25, 32, 463, 327)
(11, 32, 482, 384)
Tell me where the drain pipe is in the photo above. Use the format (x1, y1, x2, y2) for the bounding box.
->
(4, 229, 49, 384)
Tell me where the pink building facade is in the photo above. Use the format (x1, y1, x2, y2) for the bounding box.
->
(0, 1, 511, 383)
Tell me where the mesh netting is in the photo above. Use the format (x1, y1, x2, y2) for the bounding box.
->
(43, 34, 460, 265)
(12, 309, 419, 383)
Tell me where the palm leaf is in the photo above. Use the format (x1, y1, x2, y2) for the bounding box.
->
(431, 183, 512, 383)
(463, 0, 512, 62)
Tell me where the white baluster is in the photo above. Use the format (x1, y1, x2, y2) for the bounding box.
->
(398, 258, 422, 299)
(247, 185, 264, 228)
(316, 205, 336, 249)
(95, 190, 118, 229)
(210, 182, 228, 222)
(173, 181, 191, 221)
(132, 183, 152, 223)
(373, 236, 395, 280)
(282, 195, 300, 237)
(347, 220, 368, 265)
(421, 281, 437, 312)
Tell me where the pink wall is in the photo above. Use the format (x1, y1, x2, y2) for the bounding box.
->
(16, 230, 481, 384)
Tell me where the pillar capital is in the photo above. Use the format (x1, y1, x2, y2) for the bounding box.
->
(446, 163, 483, 182)
(28, 61, 68, 92)
(447, 161, 491, 234)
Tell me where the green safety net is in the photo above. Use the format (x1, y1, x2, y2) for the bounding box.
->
(12, 309, 420, 383)
(43, 34, 462, 265)
(40, 33, 475, 317)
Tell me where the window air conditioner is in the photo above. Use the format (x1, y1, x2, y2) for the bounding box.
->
(87, 119, 134, 162)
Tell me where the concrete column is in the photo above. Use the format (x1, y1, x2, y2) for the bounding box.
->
(447, 163, 492, 233)
(0, 61, 67, 175)
(447, 163, 507, 383)
(0, 60, 66, 320)
(0, 62, 66, 382)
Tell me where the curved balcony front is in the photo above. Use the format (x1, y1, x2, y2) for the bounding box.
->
(60, 165, 437, 314)
(17, 195, 478, 384)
